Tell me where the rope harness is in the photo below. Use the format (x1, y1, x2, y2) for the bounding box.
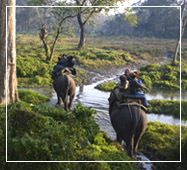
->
(117, 102, 147, 111)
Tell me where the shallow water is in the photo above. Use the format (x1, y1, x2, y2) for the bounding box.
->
(43, 77, 187, 140)
(30, 76, 186, 169)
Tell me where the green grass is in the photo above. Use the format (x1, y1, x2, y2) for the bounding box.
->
(16, 34, 185, 88)
(95, 62, 186, 91)
(139, 122, 187, 170)
(95, 81, 117, 92)
(0, 88, 136, 168)
(147, 100, 187, 120)
(18, 89, 50, 105)
(0, 102, 136, 169)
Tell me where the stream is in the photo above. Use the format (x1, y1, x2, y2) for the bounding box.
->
(31, 75, 187, 170)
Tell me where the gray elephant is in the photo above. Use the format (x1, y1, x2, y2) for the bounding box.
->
(109, 100, 147, 158)
(53, 72, 76, 111)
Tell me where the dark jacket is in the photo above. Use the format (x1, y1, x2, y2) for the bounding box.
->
(129, 79, 145, 95)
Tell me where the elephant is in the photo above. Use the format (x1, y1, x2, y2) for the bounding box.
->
(109, 99, 147, 158)
(53, 72, 76, 111)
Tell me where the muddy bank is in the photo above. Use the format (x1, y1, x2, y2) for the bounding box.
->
(80, 61, 151, 85)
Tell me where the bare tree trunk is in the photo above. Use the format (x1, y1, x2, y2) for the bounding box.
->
(173, 0, 186, 64)
(0, 0, 18, 106)
(77, 13, 86, 49)
(39, 24, 50, 60)
(49, 28, 60, 62)
(173, 19, 186, 63)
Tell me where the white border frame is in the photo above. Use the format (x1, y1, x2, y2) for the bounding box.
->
(6, 5, 182, 163)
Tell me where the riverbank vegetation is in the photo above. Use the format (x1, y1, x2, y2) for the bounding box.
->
(139, 122, 187, 170)
(0, 91, 136, 169)
(139, 61, 187, 91)
(16, 34, 185, 88)
(95, 61, 187, 91)
(147, 100, 187, 120)
(18, 89, 50, 104)
(1, 90, 186, 169)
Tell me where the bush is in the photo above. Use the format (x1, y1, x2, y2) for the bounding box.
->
(139, 122, 187, 170)
(18, 89, 50, 104)
(139, 62, 185, 91)
(95, 81, 117, 92)
(0, 103, 136, 169)
(139, 75, 152, 89)
(147, 99, 187, 120)
(140, 63, 161, 72)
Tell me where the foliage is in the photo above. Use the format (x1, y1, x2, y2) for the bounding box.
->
(139, 62, 185, 91)
(147, 99, 187, 120)
(0, 102, 136, 169)
(139, 75, 152, 89)
(18, 89, 50, 104)
(139, 122, 187, 170)
(17, 0, 184, 39)
(16, 34, 186, 89)
(95, 62, 185, 92)
(16, 36, 54, 87)
(95, 81, 117, 92)
(0, 107, 6, 168)
(16, 35, 136, 87)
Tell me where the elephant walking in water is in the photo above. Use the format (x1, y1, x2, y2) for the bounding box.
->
(53, 73, 76, 111)
(109, 101, 147, 158)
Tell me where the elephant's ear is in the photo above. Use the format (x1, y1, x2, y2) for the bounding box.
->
(108, 90, 116, 104)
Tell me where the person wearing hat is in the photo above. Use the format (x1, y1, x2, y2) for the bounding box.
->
(128, 72, 150, 107)
(114, 75, 129, 101)
(124, 68, 132, 81)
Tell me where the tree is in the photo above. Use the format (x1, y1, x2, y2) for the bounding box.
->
(27, 0, 77, 62)
(48, 5, 77, 61)
(0, 0, 18, 105)
(173, 0, 187, 64)
(72, 0, 128, 49)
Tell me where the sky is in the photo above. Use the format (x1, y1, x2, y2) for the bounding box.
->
(123, 0, 142, 6)
(107, 0, 145, 15)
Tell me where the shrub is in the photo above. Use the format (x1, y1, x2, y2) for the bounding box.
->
(139, 75, 152, 89)
(95, 81, 117, 92)
(0, 102, 136, 169)
(139, 122, 187, 170)
(18, 89, 50, 104)
(140, 63, 161, 72)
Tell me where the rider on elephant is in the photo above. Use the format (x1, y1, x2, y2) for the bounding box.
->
(109, 75, 129, 106)
(52, 54, 76, 79)
(115, 75, 129, 101)
(125, 72, 150, 107)
(124, 68, 132, 81)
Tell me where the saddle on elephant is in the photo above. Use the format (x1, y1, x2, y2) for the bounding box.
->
(109, 74, 147, 111)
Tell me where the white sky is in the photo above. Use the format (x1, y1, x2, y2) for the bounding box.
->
(107, 0, 145, 15)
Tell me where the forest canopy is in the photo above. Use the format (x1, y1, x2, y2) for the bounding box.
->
(15, 0, 185, 39)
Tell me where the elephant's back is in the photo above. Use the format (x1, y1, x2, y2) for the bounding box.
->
(111, 104, 147, 128)
(53, 75, 68, 90)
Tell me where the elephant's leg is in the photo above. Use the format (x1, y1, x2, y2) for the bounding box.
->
(116, 133, 122, 144)
(68, 93, 75, 110)
(133, 125, 146, 156)
(64, 93, 69, 111)
(57, 95, 62, 105)
(55, 95, 63, 107)
(126, 135, 135, 158)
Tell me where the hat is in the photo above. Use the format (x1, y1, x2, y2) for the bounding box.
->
(134, 71, 138, 77)
(125, 68, 130, 74)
